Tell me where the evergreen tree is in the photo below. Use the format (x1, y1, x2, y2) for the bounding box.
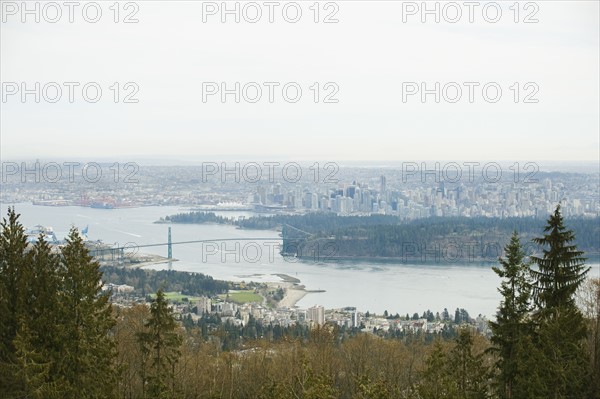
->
(419, 330, 488, 398)
(489, 232, 532, 399)
(529, 205, 591, 397)
(448, 328, 488, 399)
(530, 204, 589, 311)
(509, 333, 549, 397)
(534, 305, 589, 397)
(442, 308, 449, 321)
(8, 235, 65, 398)
(58, 227, 116, 398)
(0, 208, 31, 361)
(27, 236, 63, 374)
(138, 289, 182, 399)
(9, 319, 57, 399)
(418, 340, 458, 398)
(0, 208, 33, 396)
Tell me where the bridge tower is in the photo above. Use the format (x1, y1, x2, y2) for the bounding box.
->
(281, 224, 287, 254)
(167, 227, 172, 259)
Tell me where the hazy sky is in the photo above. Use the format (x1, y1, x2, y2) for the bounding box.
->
(1, 1, 598, 162)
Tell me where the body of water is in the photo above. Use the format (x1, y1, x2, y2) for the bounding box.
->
(2, 203, 598, 318)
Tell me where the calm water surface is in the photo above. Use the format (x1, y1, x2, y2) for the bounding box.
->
(3, 203, 598, 318)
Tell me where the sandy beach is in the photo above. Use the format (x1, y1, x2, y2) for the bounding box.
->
(265, 274, 313, 308)
(278, 283, 308, 308)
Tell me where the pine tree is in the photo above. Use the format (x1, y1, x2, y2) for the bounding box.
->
(58, 227, 116, 398)
(442, 308, 449, 321)
(137, 289, 182, 399)
(489, 232, 532, 399)
(0, 208, 32, 361)
(529, 205, 591, 397)
(510, 334, 549, 398)
(9, 318, 57, 399)
(0, 208, 33, 396)
(534, 305, 589, 397)
(27, 236, 63, 375)
(530, 204, 589, 311)
(418, 340, 458, 398)
(448, 328, 488, 399)
(7, 235, 66, 398)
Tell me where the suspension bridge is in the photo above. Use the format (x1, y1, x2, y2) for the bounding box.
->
(88, 225, 316, 263)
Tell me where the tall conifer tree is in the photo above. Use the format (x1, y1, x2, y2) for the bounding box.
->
(0, 208, 33, 395)
(0, 208, 31, 360)
(489, 232, 532, 398)
(530, 204, 589, 310)
(138, 289, 182, 399)
(529, 205, 590, 397)
(58, 227, 116, 398)
(448, 328, 487, 399)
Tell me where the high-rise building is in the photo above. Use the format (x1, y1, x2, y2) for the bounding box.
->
(380, 175, 386, 193)
(335, 194, 342, 213)
(346, 185, 356, 199)
(304, 192, 313, 209)
(196, 297, 212, 315)
(257, 186, 267, 205)
(307, 305, 325, 325)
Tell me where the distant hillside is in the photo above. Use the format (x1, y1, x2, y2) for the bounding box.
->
(281, 216, 600, 261)
(158, 211, 600, 260)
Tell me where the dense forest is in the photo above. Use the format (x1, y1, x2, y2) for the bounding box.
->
(2, 206, 600, 398)
(286, 216, 600, 260)
(100, 266, 230, 297)
(159, 212, 402, 231)
(160, 211, 600, 257)
(237, 213, 403, 233)
(157, 212, 234, 225)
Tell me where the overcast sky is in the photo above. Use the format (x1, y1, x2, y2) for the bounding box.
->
(1, 1, 598, 163)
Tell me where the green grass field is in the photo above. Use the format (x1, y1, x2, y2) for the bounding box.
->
(219, 290, 263, 304)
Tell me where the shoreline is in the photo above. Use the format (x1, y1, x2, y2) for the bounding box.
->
(277, 283, 309, 308)
(99, 253, 178, 269)
(268, 273, 320, 308)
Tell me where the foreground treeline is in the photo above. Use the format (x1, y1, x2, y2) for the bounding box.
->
(114, 306, 492, 399)
(0, 209, 115, 398)
(1, 206, 600, 398)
